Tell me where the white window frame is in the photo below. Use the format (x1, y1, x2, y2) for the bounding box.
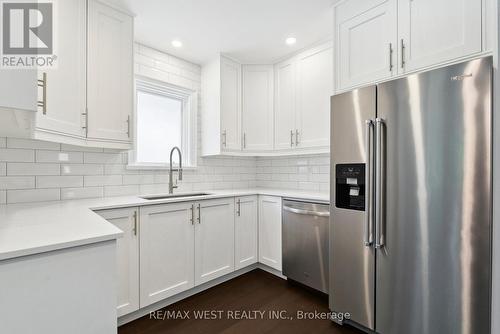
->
(128, 76, 198, 169)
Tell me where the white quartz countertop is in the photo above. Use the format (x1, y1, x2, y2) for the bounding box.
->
(0, 188, 329, 261)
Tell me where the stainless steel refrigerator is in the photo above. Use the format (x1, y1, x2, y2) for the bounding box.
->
(329, 57, 492, 334)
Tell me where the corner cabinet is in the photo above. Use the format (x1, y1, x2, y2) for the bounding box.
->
(242, 65, 274, 152)
(0, 0, 133, 150)
(95, 207, 139, 317)
(201, 56, 242, 155)
(334, 0, 488, 91)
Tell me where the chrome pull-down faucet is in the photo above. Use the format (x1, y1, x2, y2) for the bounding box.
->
(169, 147, 183, 194)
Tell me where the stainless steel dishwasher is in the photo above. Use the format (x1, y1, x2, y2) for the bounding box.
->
(282, 199, 330, 293)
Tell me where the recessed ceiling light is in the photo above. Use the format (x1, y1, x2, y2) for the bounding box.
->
(285, 37, 297, 45)
(171, 40, 183, 48)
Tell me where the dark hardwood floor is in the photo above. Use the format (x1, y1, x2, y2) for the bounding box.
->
(119, 269, 364, 334)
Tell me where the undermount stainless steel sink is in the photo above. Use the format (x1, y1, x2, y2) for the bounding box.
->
(140, 192, 212, 200)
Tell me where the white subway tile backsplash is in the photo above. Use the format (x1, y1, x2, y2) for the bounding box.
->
(7, 138, 60, 150)
(104, 185, 140, 197)
(0, 163, 5, 176)
(123, 174, 154, 185)
(84, 175, 122, 187)
(7, 188, 60, 204)
(0, 176, 35, 190)
(61, 164, 104, 176)
(61, 187, 104, 200)
(0, 137, 6, 148)
(0, 148, 35, 162)
(7, 163, 60, 176)
(36, 176, 83, 189)
(0, 190, 5, 203)
(60, 144, 103, 153)
(83, 152, 122, 164)
(36, 150, 84, 163)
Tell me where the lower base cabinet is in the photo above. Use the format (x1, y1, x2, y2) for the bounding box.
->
(139, 202, 195, 307)
(258, 196, 283, 271)
(195, 198, 235, 285)
(98, 195, 285, 317)
(96, 207, 139, 317)
(235, 196, 258, 270)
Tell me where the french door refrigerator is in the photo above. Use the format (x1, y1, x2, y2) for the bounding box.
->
(329, 57, 492, 334)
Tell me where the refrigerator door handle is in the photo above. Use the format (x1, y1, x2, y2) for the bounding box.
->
(375, 118, 385, 249)
(364, 120, 374, 247)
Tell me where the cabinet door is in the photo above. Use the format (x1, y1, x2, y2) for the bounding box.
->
(36, 0, 86, 138)
(87, 0, 133, 142)
(195, 198, 235, 285)
(337, 0, 397, 89)
(235, 196, 258, 270)
(398, 0, 481, 72)
(296, 43, 333, 149)
(220, 57, 241, 151)
(96, 207, 139, 317)
(242, 65, 274, 151)
(258, 196, 282, 271)
(140, 203, 195, 307)
(274, 59, 296, 150)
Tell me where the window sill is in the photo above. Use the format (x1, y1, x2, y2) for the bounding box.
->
(126, 163, 197, 171)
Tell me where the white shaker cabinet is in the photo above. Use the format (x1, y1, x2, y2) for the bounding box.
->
(139, 202, 195, 307)
(235, 196, 258, 270)
(295, 42, 333, 149)
(195, 198, 235, 285)
(398, 0, 482, 73)
(87, 0, 133, 144)
(201, 56, 242, 155)
(96, 208, 139, 317)
(258, 196, 282, 271)
(274, 59, 297, 150)
(35, 0, 86, 139)
(335, 0, 397, 90)
(242, 65, 274, 151)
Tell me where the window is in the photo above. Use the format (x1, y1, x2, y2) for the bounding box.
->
(129, 77, 197, 169)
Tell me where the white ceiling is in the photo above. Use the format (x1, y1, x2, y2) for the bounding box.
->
(110, 0, 334, 65)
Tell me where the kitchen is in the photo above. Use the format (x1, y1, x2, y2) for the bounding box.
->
(0, 0, 498, 333)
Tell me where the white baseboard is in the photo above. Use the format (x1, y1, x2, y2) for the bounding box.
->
(118, 263, 286, 327)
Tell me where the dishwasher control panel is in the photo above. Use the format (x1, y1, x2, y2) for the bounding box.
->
(335, 164, 365, 211)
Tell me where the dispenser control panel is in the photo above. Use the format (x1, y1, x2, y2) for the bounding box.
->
(335, 164, 365, 211)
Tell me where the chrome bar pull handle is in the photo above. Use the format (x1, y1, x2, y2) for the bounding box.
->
(400, 39, 406, 69)
(295, 129, 300, 146)
(126, 115, 131, 138)
(389, 43, 393, 72)
(37, 72, 47, 114)
(290, 130, 294, 147)
(243, 133, 246, 149)
(236, 199, 241, 216)
(133, 211, 138, 236)
(365, 120, 374, 247)
(375, 118, 385, 249)
(197, 204, 201, 224)
(222, 130, 227, 147)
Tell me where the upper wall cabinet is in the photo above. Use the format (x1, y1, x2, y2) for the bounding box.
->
(0, 0, 133, 150)
(334, 0, 488, 91)
(275, 41, 333, 153)
(35, 0, 87, 139)
(242, 65, 274, 152)
(201, 56, 242, 155)
(201, 42, 332, 157)
(398, 0, 482, 73)
(336, 0, 397, 89)
(87, 0, 134, 144)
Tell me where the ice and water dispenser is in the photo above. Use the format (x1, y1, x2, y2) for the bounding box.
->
(335, 164, 365, 211)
